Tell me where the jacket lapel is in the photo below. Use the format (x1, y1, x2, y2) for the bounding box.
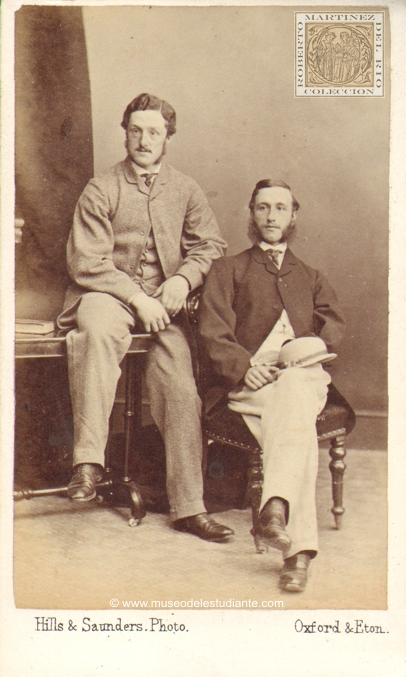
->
(122, 156, 150, 194)
(279, 247, 297, 276)
(123, 156, 138, 184)
(149, 163, 169, 200)
(251, 244, 278, 274)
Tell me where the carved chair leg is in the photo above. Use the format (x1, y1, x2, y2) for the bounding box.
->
(247, 449, 265, 553)
(329, 433, 347, 529)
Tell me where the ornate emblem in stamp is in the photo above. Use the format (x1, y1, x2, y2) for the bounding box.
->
(295, 12, 384, 96)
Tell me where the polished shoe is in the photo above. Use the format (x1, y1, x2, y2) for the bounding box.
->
(279, 552, 311, 593)
(256, 498, 291, 553)
(67, 463, 103, 502)
(173, 513, 234, 542)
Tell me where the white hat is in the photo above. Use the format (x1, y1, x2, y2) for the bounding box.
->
(278, 336, 337, 369)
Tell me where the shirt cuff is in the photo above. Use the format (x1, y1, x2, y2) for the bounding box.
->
(174, 263, 203, 292)
(174, 274, 191, 290)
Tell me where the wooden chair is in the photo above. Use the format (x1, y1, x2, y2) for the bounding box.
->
(186, 288, 356, 552)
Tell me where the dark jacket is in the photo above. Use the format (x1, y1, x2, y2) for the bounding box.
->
(198, 245, 345, 406)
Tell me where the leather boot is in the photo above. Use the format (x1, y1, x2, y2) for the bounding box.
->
(279, 552, 311, 592)
(67, 463, 103, 501)
(256, 497, 291, 553)
(174, 513, 234, 542)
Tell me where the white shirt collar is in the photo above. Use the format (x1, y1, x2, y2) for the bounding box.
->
(131, 160, 162, 178)
(259, 241, 287, 253)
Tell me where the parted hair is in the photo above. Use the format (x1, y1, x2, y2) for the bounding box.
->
(248, 179, 300, 244)
(121, 93, 177, 137)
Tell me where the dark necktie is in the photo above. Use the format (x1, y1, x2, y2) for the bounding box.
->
(141, 173, 158, 188)
(267, 248, 284, 267)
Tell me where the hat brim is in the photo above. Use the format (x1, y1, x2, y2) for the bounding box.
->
(299, 353, 337, 368)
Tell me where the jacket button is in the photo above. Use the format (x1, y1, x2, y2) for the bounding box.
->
(140, 231, 145, 236)
(278, 277, 283, 282)
(273, 303, 280, 310)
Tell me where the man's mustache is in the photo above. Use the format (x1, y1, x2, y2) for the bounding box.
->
(136, 146, 151, 153)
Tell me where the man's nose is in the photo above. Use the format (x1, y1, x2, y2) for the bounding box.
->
(139, 130, 150, 148)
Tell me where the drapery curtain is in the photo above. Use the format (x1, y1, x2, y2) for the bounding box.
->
(15, 5, 93, 320)
(14, 6, 94, 487)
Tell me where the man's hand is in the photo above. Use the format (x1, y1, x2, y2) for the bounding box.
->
(152, 275, 190, 317)
(244, 365, 280, 391)
(130, 293, 171, 333)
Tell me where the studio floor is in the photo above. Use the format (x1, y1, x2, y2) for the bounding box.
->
(13, 448, 387, 611)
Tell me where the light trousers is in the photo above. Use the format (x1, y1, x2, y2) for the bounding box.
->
(228, 364, 331, 558)
(63, 292, 205, 521)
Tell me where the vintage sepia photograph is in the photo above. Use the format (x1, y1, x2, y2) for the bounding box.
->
(12, 1, 389, 606)
(1, 1, 405, 675)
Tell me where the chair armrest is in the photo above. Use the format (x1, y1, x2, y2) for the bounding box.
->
(185, 286, 204, 396)
(185, 286, 202, 327)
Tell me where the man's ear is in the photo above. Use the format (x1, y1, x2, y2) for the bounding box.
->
(291, 210, 298, 225)
(166, 135, 172, 144)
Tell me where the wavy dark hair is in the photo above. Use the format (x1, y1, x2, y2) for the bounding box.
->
(248, 179, 300, 244)
(121, 93, 177, 137)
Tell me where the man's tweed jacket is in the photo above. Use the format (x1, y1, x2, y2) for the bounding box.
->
(198, 245, 346, 409)
(60, 157, 226, 318)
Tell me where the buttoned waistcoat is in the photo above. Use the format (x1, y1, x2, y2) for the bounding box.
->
(198, 245, 346, 408)
(59, 158, 226, 320)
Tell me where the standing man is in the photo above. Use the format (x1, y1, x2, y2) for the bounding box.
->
(198, 179, 346, 589)
(58, 93, 233, 542)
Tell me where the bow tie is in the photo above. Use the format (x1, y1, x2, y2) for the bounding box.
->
(141, 173, 158, 188)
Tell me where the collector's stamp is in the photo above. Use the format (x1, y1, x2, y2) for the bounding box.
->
(295, 11, 384, 96)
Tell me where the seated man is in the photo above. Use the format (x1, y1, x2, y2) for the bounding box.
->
(198, 179, 346, 590)
(57, 93, 233, 543)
